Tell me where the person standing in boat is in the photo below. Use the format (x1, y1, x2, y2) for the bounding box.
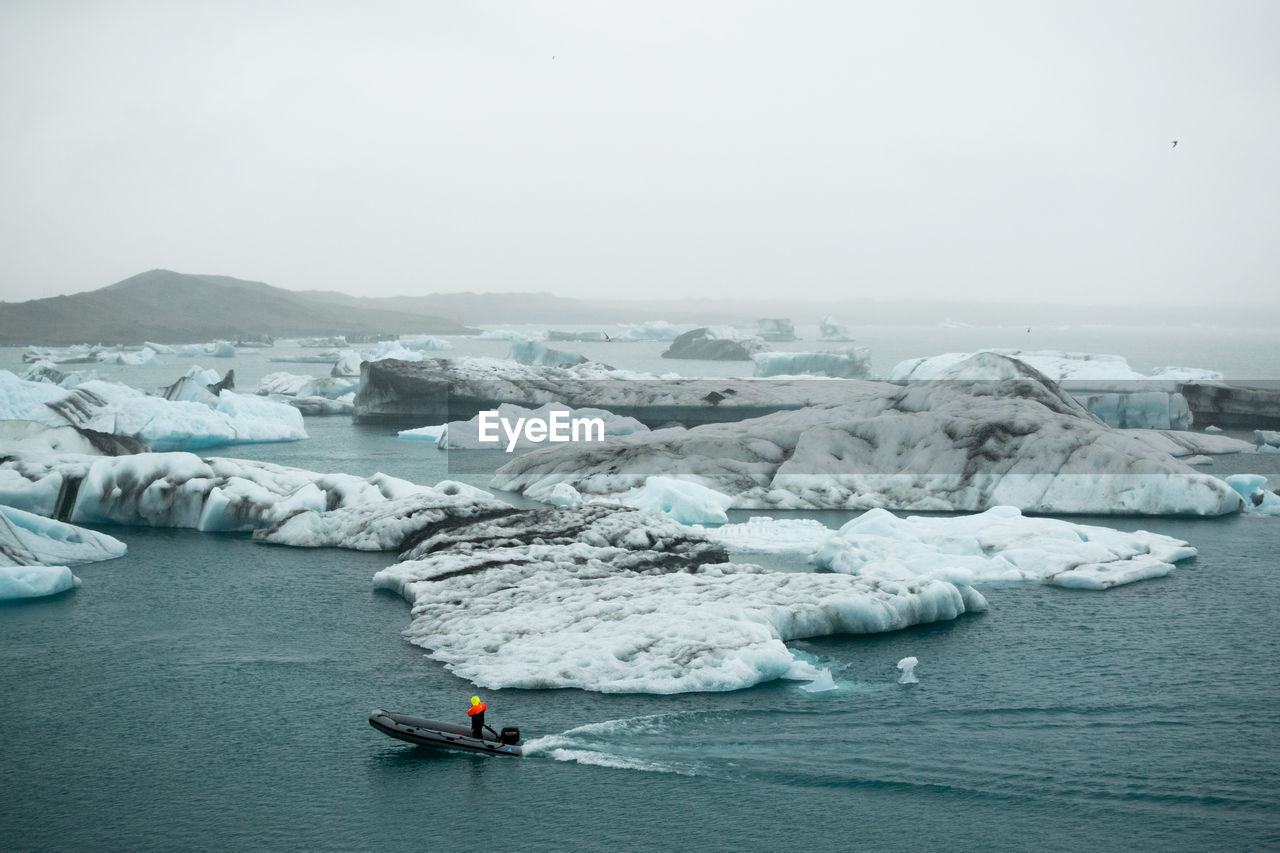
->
(467, 695, 487, 739)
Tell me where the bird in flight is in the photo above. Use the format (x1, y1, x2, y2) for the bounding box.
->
(1171, 140, 1178, 148)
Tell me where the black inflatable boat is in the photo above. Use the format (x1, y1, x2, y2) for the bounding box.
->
(369, 709, 523, 757)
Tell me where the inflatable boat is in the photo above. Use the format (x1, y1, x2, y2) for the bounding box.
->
(369, 709, 523, 757)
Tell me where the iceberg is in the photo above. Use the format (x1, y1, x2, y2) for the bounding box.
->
(0, 565, 79, 599)
(0, 504, 127, 568)
(810, 506, 1195, 590)
(614, 321, 682, 341)
(613, 476, 734, 524)
(752, 348, 871, 379)
(491, 377, 1244, 516)
(476, 328, 548, 341)
(372, 505, 985, 693)
(397, 424, 447, 443)
(0, 420, 148, 459)
(397, 334, 454, 351)
(508, 339, 589, 368)
(1256, 430, 1280, 452)
(889, 350, 1222, 383)
(331, 350, 364, 377)
(889, 351, 1198, 430)
(0, 451, 439, 532)
(662, 327, 768, 361)
(819, 315, 855, 341)
(0, 371, 306, 451)
(0, 505, 127, 600)
(112, 347, 161, 366)
(252, 483, 507, 550)
(1224, 474, 1280, 515)
(440, 402, 649, 450)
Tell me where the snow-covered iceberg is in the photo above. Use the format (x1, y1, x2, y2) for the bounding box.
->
(752, 348, 871, 379)
(372, 505, 986, 693)
(0, 371, 306, 451)
(491, 378, 1244, 516)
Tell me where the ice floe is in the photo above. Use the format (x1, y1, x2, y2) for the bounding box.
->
(0, 452, 450, 532)
(508, 339, 589, 368)
(252, 483, 507, 549)
(809, 506, 1195, 589)
(0, 505, 127, 600)
(0, 370, 305, 451)
(1225, 475, 1280, 515)
(889, 350, 1222, 383)
(372, 505, 986, 693)
(437, 402, 649, 450)
(752, 348, 871, 379)
(491, 379, 1244, 516)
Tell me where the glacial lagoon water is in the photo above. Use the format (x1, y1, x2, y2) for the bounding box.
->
(3, 328, 1280, 851)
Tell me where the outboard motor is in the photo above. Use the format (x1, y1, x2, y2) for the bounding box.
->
(500, 727, 520, 745)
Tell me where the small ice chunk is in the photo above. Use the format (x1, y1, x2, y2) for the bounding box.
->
(897, 656, 919, 684)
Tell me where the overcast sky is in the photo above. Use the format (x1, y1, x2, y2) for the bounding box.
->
(1, 0, 1277, 305)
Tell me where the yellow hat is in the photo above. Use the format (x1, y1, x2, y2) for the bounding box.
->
(471, 696, 481, 705)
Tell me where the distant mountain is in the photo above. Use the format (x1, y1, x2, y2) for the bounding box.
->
(297, 290, 698, 325)
(0, 270, 472, 346)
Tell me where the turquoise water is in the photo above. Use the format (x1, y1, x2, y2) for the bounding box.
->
(3, 331, 1280, 851)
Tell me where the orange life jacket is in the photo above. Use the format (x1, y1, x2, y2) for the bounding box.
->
(467, 702, 487, 716)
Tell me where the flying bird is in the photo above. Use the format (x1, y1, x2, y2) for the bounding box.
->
(1171, 140, 1178, 148)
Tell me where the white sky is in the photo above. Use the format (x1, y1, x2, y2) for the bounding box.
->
(1, 0, 1277, 304)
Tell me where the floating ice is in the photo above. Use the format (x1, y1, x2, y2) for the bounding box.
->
(811, 506, 1195, 590)
(819, 315, 855, 341)
(475, 328, 548, 341)
(398, 335, 453, 351)
(0, 372, 307, 451)
(441, 402, 649, 450)
(614, 476, 734, 524)
(696, 517, 835, 554)
(0, 505, 127, 600)
(889, 350, 1222, 383)
(331, 350, 364, 377)
(508, 339, 589, 368)
(0, 565, 80, 600)
(752, 348, 871, 379)
(0, 504, 127, 568)
(253, 485, 508, 550)
(492, 378, 1244, 516)
(1256, 430, 1280, 453)
(397, 424, 447, 442)
(526, 482, 584, 506)
(614, 321, 683, 341)
(1225, 474, 1280, 515)
(113, 347, 161, 366)
(373, 505, 985, 693)
(897, 656, 918, 684)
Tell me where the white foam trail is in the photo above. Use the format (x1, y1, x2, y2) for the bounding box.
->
(522, 714, 706, 775)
